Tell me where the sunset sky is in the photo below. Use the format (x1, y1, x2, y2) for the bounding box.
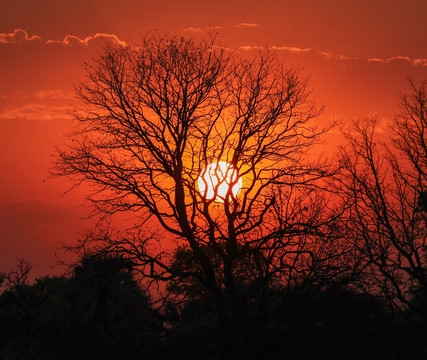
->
(1, 0, 427, 279)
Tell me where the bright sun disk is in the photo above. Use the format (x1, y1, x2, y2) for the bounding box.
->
(198, 161, 242, 202)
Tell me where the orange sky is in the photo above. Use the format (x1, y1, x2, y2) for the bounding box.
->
(1, 0, 427, 279)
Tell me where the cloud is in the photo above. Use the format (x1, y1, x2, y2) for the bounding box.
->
(239, 45, 311, 53)
(235, 23, 261, 28)
(33, 90, 74, 100)
(183, 26, 222, 33)
(239, 44, 426, 68)
(367, 57, 384, 63)
(318, 51, 334, 59)
(388, 56, 411, 62)
(3, 28, 426, 69)
(239, 45, 261, 51)
(0, 29, 126, 47)
(368, 56, 411, 64)
(183, 27, 205, 33)
(272, 46, 311, 53)
(0, 103, 73, 121)
(46, 33, 126, 47)
(0, 90, 74, 102)
(0, 29, 41, 44)
(318, 51, 427, 66)
(413, 58, 427, 66)
(367, 55, 427, 66)
(318, 51, 351, 61)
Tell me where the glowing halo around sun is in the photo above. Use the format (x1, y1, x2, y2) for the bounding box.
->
(198, 161, 242, 202)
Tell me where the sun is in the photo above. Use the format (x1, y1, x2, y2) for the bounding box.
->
(198, 161, 242, 202)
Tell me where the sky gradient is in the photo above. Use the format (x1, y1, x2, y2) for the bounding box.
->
(1, 0, 427, 279)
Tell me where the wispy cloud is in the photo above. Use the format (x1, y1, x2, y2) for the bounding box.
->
(272, 46, 418, 66)
(367, 55, 427, 66)
(239, 45, 260, 51)
(367, 57, 385, 63)
(235, 23, 261, 28)
(0, 90, 74, 101)
(3, 28, 426, 69)
(272, 45, 311, 53)
(183, 26, 222, 33)
(0, 29, 41, 44)
(0, 103, 73, 121)
(239, 44, 427, 68)
(317, 51, 350, 60)
(183, 27, 205, 33)
(317, 50, 427, 67)
(0, 29, 126, 47)
(33, 90, 74, 100)
(239, 45, 311, 53)
(46, 33, 126, 47)
(0, 90, 75, 121)
(318, 51, 335, 59)
(413, 58, 427, 66)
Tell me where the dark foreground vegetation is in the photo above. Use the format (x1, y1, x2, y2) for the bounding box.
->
(0, 254, 426, 360)
(2, 35, 427, 359)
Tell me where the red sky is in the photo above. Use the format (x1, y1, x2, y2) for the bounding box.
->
(1, 0, 427, 279)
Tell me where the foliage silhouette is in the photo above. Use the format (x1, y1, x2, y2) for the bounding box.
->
(162, 278, 397, 360)
(0, 255, 161, 360)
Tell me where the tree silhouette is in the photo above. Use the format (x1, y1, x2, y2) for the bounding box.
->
(66, 255, 162, 359)
(53, 34, 347, 358)
(0, 255, 161, 360)
(338, 80, 427, 317)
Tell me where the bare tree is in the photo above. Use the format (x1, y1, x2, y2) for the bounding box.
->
(2, 259, 32, 292)
(338, 80, 427, 317)
(54, 34, 342, 357)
